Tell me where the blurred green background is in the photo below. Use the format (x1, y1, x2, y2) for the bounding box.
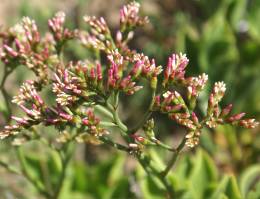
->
(0, 0, 259, 198)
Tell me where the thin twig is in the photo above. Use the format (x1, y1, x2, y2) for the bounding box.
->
(0, 160, 21, 175)
(161, 137, 187, 178)
(100, 136, 129, 152)
(107, 94, 175, 198)
(0, 66, 14, 122)
(128, 87, 156, 135)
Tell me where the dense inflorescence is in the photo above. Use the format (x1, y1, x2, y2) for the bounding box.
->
(0, 1, 258, 150)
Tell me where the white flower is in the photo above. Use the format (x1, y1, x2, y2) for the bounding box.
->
(214, 81, 226, 94)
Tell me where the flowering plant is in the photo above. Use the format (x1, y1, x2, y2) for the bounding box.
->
(0, 2, 258, 198)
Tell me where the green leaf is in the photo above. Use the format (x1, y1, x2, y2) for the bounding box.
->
(239, 165, 260, 198)
(246, 181, 260, 199)
(136, 164, 165, 199)
(211, 175, 242, 199)
(107, 154, 125, 186)
(168, 155, 192, 191)
(229, 0, 247, 29)
(225, 175, 242, 199)
(71, 162, 88, 193)
(189, 149, 218, 198)
(247, 0, 260, 42)
(23, 148, 62, 188)
(103, 178, 134, 199)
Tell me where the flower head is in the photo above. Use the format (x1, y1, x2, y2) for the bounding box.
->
(53, 68, 84, 106)
(120, 1, 149, 31)
(239, 119, 259, 129)
(12, 81, 43, 106)
(163, 53, 189, 86)
(213, 81, 226, 102)
(48, 12, 76, 44)
(185, 130, 201, 148)
(81, 109, 109, 137)
(81, 15, 112, 52)
(187, 73, 208, 97)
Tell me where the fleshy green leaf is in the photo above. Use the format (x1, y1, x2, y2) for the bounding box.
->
(189, 149, 218, 198)
(239, 165, 260, 198)
(211, 175, 242, 199)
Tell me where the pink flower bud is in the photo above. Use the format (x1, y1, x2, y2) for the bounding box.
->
(154, 95, 161, 107)
(130, 134, 145, 143)
(11, 116, 29, 125)
(4, 45, 18, 57)
(116, 31, 122, 42)
(131, 61, 143, 77)
(14, 39, 23, 51)
(208, 93, 214, 109)
(45, 118, 59, 124)
(59, 112, 73, 121)
(96, 63, 102, 80)
(90, 68, 96, 79)
(227, 112, 246, 122)
(191, 112, 199, 124)
(19, 105, 33, 116)
(82, 118, 89, 125)
(220, 104, 233, 117)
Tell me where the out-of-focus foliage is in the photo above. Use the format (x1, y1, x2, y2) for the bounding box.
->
(0, 0, 259, 198)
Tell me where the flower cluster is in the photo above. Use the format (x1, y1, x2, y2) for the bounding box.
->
(0, 3, 259, 198)
(0, 81, 44, 139)
(80, 15, 113, 52)
(154, 91, 186, 114)
(186, 73, 208, 98)
(0, 1, 258, 150)
(48, 12, 77, 50)
(152, 52, 258, 147)
(163, 53, 189, 86)
(0, 80, 78, 139)
(0, 17, 59, 86)
(53, 67, 86, 106)
(120, 1, 149, 31)
(81, 109, 108, 137)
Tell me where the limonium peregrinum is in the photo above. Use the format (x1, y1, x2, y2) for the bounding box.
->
(0, 1, 258, 198)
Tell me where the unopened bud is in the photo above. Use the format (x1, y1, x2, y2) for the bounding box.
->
(220, 104, 233, 118)
(227, 112, 245, 122)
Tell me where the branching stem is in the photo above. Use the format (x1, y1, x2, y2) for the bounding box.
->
(161, 137, 187, 178)
(0, 66, 14, 122)
(128, 87, 156, 135)
(107, 94, 175, 198)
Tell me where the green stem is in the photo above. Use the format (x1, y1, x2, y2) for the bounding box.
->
(107, 96, 174, 198)
(0, 66, 14, 122)
(137, 154, 175, 198)
(106, 95, 128, 134)
(100, 136, 129, 152)
(128, 111, 152, 135)
(152, 139, 175, 152)
(99, 121, 118, 128)
(161, 137, 187, 178)
(94, 105, 114, 119)
(0, 160, 21, 175)
(128, 88, 156, 135)
(113, 108, 128, 133)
